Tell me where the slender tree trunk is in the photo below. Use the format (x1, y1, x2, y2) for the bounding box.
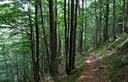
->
(48, 0, 57, 76)
(103, 0, 109, 41)
(94, 0, 99, 48)
(72, 0, 78, 69)
(64, 0, 70, 74)
(39, 0, 50, 73)
(126, 0, 128, 22)
(124, 0, 128, 33)
(68, 0, 78, 74)
(99, 0, 103, 44)
(28, 6, 37, 82)
(123, 0, 126, 33)
(112, 0, 117, 40)
(68, 0, 75, 74)
(35, 0, 40, 81)
(79, 0, 84, 53)
(84, 1, 87, 51)
(55, 0, 57, 29)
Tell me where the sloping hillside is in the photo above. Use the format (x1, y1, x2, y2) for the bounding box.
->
(104, 35, 128, 82)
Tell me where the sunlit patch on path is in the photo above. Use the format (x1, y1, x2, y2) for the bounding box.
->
(78, 52, 110, 82)
(86, 60, 92, 63)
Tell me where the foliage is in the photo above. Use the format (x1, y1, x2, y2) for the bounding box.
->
(0, 0, 127, 81)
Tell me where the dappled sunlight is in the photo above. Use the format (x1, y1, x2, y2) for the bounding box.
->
(78, 52, 110, 82)
(86, 60, 92, 64)
(0, 0, 127, 81)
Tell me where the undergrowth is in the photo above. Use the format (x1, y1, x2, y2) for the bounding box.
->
(56, 54, 87, 82)
(97, 33, 128, 82)
(97, 33, 128, 56)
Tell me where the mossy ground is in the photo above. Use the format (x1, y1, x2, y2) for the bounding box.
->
(97, 33, 128, 56)
(97, 33, 128, 82)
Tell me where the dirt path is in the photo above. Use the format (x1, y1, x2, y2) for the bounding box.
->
(78, 52, 110, 82)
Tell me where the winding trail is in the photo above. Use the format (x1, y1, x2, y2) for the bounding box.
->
(78, 51, 110, 82)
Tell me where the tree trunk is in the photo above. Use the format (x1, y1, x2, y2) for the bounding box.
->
(99, 0, 103, 44)
(112, 0, 117, 40)
(124, 0, 128, 33)
(103, 0, 109, 41)
(123, 0, 126, 33)
(35, 0, 40, 81)
(48, 0, 58, 76)
(39, 0, 50, 71)
(64, 0, 70, 74)
(94, 0, 99, 48)
(28, 6, 37, 82)
(79, 0, 84, 53)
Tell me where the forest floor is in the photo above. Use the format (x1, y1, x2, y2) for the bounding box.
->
(77, 34, 128, 82)
(77, 49, 116, 82)
(55, 34, 128, 82)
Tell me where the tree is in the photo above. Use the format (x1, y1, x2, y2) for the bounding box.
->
(34, 0, 40, 81)
(112, 0, 117, 40)
(124, 0, 128, 33)
(103, 0, 109, 41)
(0, 0, 127, 81)
(94, 0, 99, 48)
(68, 0, 78, 74)
(99, 0, 103, 44)
(48, 0, 58, 76)
(79, 0, 84, 53)
(64, 0, 70, 74)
